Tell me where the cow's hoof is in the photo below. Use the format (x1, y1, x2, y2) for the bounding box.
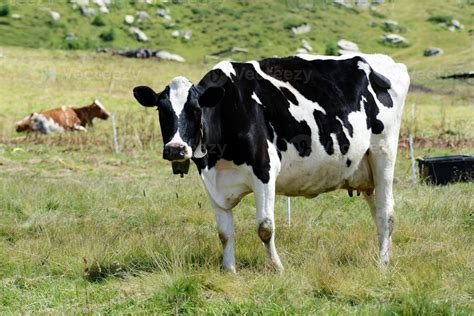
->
(223, 265, 236, 274)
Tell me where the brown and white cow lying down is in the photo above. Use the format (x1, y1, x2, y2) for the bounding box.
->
(16, 100, 110, 134)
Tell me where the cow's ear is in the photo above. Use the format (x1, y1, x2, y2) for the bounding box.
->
(133, 86, 159, 107)
(198, 87, 225, 108)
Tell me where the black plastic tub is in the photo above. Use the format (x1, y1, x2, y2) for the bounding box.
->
(417, 155, 474, 185)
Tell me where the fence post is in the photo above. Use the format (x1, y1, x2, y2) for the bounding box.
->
(408, 134, 416, 185)
(286, 197, 291, 227)
(112, 112, 120, 154)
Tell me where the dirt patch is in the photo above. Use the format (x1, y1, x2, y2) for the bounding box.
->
(399, 135, 474, 149)
(409, 84, 435, 94)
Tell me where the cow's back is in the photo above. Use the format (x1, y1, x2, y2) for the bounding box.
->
(251, 54, 409, 196)
(41, 106, 82, 129)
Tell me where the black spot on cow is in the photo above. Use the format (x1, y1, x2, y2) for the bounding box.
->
(258, 56, 393, 154)
(346, 159, 352, 167)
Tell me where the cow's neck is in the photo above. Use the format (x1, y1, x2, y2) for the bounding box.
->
(73, 106, 93, 126)
(192, 103, 226, 171)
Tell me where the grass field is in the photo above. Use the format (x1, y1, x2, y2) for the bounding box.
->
(0, 43, 473, 314)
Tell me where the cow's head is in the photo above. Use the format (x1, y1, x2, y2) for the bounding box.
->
(133, 76, 225, 162)
(15, 114, 34, 133)
(90, 99, 110, 120)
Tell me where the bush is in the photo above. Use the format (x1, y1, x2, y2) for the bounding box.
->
(427, 14, 453, 24)
(92, 15, 106, 27)
(0, 4, 10, 17)
(100, 28, 116, 42)
(325, 42, 338, 56)
(283, 17, 306, 30)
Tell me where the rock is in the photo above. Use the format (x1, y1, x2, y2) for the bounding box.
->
(302, 39, 313, 52)
(144, 0, 152, 4)
(155, 51, 185, 62)
(296, 48, 308, 54)
(368, 21, 378, 27)
(92, 0, 109, 14)
(381, 34, 408, 45)
(384, 20, 398, 27)
(137, 11, 150, 21)
(130, 27, 148, 42)
(424, 47, 443, 57)
(124, 15, 134, 24)
(452, 19, 461, 29)
(11, 14, 21, 19)
(355, 0, 370, 8)
(337, 39, 359, 52)
(72, 0, 89, 5)
(291, 24, 311, 35)
(333, 0, 352, 8)
(65, 32, 76, 42)
(182, 30, 192, 41)
(448, 26, 455, 32)
(371, 0, 384, 5)
(49, 10, 61, 21)
(171, 30, 180, 38)
(156, 8, 172, 21)
(79, 6, 96, 17)
(99, 6, 109, 13)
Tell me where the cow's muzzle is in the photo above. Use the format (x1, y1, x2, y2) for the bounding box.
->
(163, 144, 189, 161)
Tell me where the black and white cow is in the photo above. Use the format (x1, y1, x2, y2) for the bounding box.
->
(133, 53, 410, 273)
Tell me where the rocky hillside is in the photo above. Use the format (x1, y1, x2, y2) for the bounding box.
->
(0, 0, 472, 88)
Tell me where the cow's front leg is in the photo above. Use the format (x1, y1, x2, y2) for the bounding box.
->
(254, 179, 284, 272)
(211, 201, 236, 273)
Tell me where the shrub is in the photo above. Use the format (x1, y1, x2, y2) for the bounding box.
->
(100, 28, 116, 42)
(92, 15, 106, 27)
(283, 17, 306, 30)
(0, 4, 10, 17)
(427, 14, 453, 24)
(325, 42, 338, 56)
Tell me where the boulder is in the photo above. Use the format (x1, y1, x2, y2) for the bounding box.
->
(333, 0, 352, 9)
(182, 30, 192, 41)
(171, 30, 180, 38)
(156, 8, 172, 21)
(79, 6, 96, 17)
(65, 32, 76, 42)
(371, 0, 384, 5)
(338, 39, 360, 55)
(381, 34, 408, 45)
(130, 27, 148, 42)
(384, 20, 398, 27)
(451, 19, 463, 30)
(296, 48, 308, 54)
(155, 51, 185, 62)
(355, 0, 370, 8)
(49, 10, 61, 21)
(92, 0, 109, 14)
(124, 15, 134, 24)
(291, 24, 311, 35)
(368, 21, 378, 27)
(302, 39, 313, 52)
(137, 11, 150, 21)
(72, 0, 89, 5)
(424, 47, 443, 57)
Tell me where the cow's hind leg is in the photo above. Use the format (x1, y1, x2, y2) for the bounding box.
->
(254, 179, 284, 272)
(211, 201, 236, 273)
(367, 141, 397, 265)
